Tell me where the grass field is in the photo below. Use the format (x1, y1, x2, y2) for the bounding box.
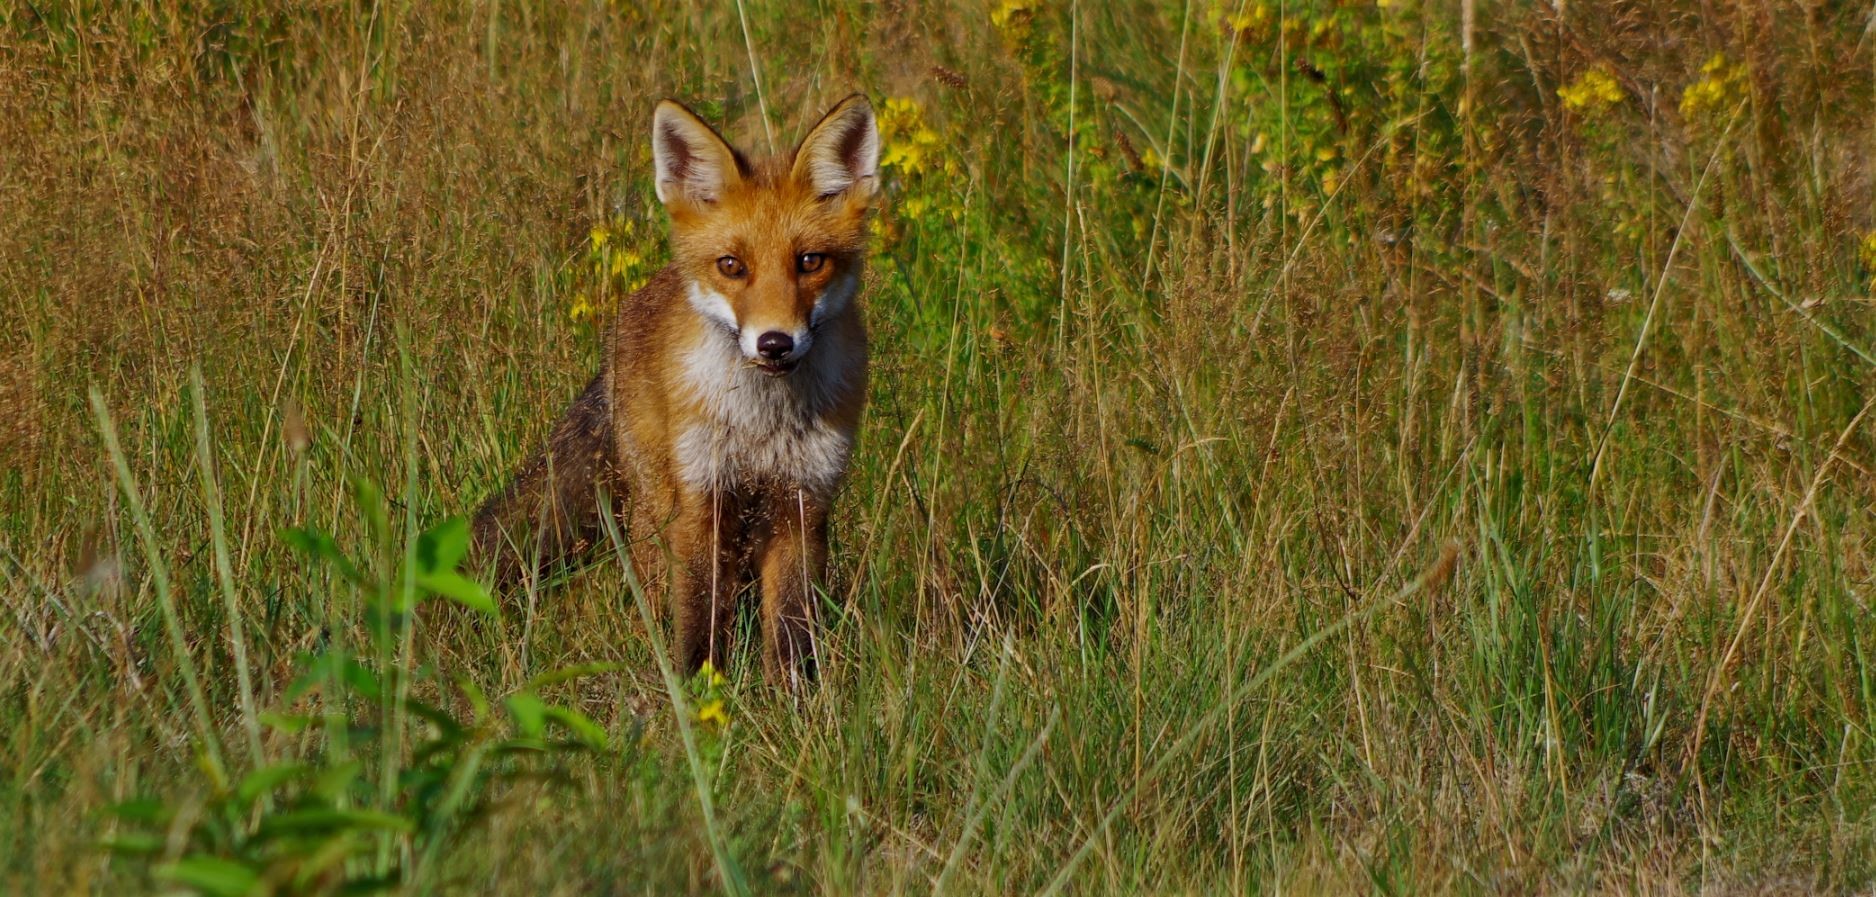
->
(5, 1, 1876, 893)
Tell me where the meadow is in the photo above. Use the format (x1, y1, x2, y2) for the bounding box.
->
(4, 1, 1876, 893)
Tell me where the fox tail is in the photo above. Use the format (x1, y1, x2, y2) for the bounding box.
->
(470, 372, 617, 584)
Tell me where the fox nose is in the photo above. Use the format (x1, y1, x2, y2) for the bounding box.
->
(756, 331, 795, 360)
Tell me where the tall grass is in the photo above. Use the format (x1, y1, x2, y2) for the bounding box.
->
(3, 0, 1875, 893)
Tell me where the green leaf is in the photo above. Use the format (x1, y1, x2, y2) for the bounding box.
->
(416, 516, 471, 575)
(281, 527, 367, 585)
(544, 705, 609, 750)
(100, 833, 164, 855)
(259, 712, 315, 734)
(404, 698, 466, 739)
(311, 761, 364, 803)
(506, 692, 546, 739)
(416, 571, 497, 617)
(288, 832, 368, 892)
(256, 808, 415, 839)
(105, 797, 169, 824)
(457, 675, 490, 723)
(292, 651, 383, 702)
(155, 856, 261, 897)
(284, 650, 341, 702)
(337, 657, 385, 701)
(522, 662, 626, 692)
(235, 763, 309, 805)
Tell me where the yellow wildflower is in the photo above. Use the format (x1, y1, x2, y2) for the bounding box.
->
(878, 99, 944, 177)
(589, 225, 609, 251)
(697, 660, 727, 690)
(1214, 1, 1270, 40)
(880, 97, 924, 136)
(696, 698, 728, 728)
(991, 0, 1035, 45)
(881, 143, 922, 175)
(1680, 53, 1745, 123)
(569, 292, 595, 323)
(1558, 66, 1623, 114)
(610, 249, 641, 279)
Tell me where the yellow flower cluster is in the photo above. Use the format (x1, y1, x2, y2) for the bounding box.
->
(991, 0, 1036, 46)
(1217, 2, 1272, 41)
(1558, 67, 1623, 114)
(876, 96, 962, 232)
(1680, 53, 1745, 123)
(569, 293, 596, 323)
(573, 214, 656, 323)
(879, 97, 943, 178)
(693, 660, 731, 730)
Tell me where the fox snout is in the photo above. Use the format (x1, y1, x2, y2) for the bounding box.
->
(742, 320, 811, 375)
(755, 331, 796, 361)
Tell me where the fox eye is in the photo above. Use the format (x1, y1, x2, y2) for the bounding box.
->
(797, 252, 826, 274)
(716, 256, 746, 278)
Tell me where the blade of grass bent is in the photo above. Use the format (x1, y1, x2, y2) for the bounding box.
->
(92, 387, 229, 785)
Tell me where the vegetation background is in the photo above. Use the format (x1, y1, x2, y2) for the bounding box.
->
(4, 0, 1876, 893)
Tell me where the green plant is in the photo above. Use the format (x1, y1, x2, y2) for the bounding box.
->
(102, 484, 617, 897)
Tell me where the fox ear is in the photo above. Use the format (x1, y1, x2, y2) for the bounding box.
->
(652, 100, 744, 207)
(791, 94, 879, 201)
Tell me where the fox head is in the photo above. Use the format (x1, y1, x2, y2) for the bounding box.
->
(651, 94, 879, 377)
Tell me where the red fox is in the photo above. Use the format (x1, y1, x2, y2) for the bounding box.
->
(472, 95, 878, 688)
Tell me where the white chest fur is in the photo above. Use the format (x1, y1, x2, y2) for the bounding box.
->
(671, 318, 860, 495)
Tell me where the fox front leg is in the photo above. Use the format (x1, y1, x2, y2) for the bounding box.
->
(758, 488, 829, 689)
(668, 487, 745, 675)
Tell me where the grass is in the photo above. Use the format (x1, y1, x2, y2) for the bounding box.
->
(4, 0, 1876, 893)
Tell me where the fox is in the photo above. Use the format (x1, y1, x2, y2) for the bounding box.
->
(470, 94, 878, 688)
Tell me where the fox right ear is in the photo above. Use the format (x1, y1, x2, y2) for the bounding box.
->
(651, 100, 744, 207)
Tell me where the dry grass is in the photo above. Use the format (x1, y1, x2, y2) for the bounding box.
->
(4, 1, 1876, 894)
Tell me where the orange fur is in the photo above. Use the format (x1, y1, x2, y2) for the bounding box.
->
(472, 95, 878, 688)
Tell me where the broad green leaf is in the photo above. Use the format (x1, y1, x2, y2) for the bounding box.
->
(311, 761, 364, 803)
(417, 571, 497, 617)
(289, 832, 367, 893)
(155, 856, 260, 897)
(404, 698, 466, 739)
(235, 763, 308, 805)
(544, 705, 608, 750)
(258, 712, 315, 734)
(284, 650, 344, 702)
(416, 516, 471, 575)
(522, 662, 627, 691)
(337, 657, 385, 700)
(99, 833, 164, 855)
(506, 692, 546, 738)
(457, 675, 490, 723)
(105, 797, 169, 824)
(256, 808, 415, 838)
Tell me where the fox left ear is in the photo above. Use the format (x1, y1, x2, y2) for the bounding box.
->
(652, 100, 746, 208)
(791, 94, 880, 202)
